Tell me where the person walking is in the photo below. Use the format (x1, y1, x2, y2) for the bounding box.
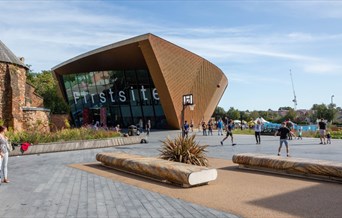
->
(202, 121, 207, 136)
(286, 119, 294, 140)
(297, 126, 303, 140)
(318, 118, 327, 144)
(138, 119, 144, 134)
(0, 126, 10, 184)
(274, 122, 293, 157)
(217, 118, 223, 136)
(220, 120, 236, 146)
(190, 119, 194, 132)
(326, 131, 331, 144)
(146, 120, 151, 136)
(254, 120, 262, 144)
(183, 120, 190, 137)
(207, 121, 213, 136)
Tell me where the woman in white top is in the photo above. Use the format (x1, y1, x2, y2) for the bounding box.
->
(0, 125, 10, 183)
(254, 120, 262, 144)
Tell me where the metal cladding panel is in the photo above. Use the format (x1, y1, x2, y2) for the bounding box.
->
(52, 33, 228, 129)
(146, 35, 228, 129)
(139, 40, 179, 129)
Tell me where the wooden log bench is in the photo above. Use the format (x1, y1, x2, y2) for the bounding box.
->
(96, 152, 218, 187)
(232, 153, 342, 183)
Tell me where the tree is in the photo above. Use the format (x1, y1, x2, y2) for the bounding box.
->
(226, 107, 240, 120)
(213, 106, 226, 119)
(27, 70, 69, 114)
(278, 106, 292, 111)
(310, 103, 337, 122)
(240, 111, 251, 121)
(283, 108, 297, 121)
(249, 111, 260, 120)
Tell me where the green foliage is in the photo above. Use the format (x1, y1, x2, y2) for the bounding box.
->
(283, 108, 297, 121)
(310, 103, 338, 122)
(249, 111, 260, 120)
(226, 107, 240, 120)
(239, 111, 251, 122)
(159, 135, 209, 166)
(331, 130, 342, 139)
(26, 70, 69, 114)
(279, 106, 293, 110)
(233, 129, 254, 135)
(214, 106, 226, 119)
(6, 128, 121, 144)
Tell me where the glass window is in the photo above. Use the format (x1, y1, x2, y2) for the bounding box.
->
(61, 68, 164, 129)
(136, 69, 149, 85)
(121, 105, 132, 126)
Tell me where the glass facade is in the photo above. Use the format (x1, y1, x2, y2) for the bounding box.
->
(62, 69, 167, 129)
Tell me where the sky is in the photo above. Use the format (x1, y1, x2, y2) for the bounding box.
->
(1, 0, 342, 111)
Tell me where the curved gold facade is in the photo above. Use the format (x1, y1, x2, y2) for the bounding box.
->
(52, 33, 228, 129)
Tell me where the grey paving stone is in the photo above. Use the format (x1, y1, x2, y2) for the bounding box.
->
(6, 130, 341, 218)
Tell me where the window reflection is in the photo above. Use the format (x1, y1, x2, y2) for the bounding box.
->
(61, 69, 166, 129)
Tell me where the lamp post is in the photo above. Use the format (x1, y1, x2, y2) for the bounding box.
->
(182, 94, 193, 137)
(331, 95, 335, 105)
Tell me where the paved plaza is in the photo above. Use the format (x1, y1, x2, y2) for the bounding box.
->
(1, 130, 342, 217)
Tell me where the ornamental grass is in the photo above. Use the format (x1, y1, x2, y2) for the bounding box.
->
(6, 127, 121, 145)
(159, 134, 209, 167)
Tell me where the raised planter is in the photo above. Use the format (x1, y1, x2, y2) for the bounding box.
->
(96, 152, 218, 187)
(232, 153, 342, 183)
(9, 136, 144, 156)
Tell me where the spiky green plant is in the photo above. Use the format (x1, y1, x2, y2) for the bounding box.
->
(159, 134, 209, 166)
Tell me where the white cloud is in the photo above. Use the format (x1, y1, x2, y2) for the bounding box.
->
(1, 0, 342, 80)
(303, 63, 342, 75)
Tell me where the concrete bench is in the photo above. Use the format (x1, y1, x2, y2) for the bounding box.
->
(232, 153, 342, 183)
(96, 152, 217, 187)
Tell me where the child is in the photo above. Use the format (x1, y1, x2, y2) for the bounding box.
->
(326, 132, 331, 144)
(297, 127, 303, 140)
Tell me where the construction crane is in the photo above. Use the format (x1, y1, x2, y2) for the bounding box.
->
(289, 69, 297, 110)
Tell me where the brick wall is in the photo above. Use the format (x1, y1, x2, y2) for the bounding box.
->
(22, 108, 50, 132)
(25, 83, 44, 107)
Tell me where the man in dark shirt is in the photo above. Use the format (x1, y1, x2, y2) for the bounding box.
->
(275, 122, 293, 157)
(318, 118, 327, 144)
(183, 120, 190, 137)
(220, 120, 236, 146)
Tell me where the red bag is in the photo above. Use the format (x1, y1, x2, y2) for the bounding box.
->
(21, 142, 31, 152)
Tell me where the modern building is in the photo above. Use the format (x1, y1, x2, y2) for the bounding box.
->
(52, 33, 228, 129)
(0, 40, 50, 132)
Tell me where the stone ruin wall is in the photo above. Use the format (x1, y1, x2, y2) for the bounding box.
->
(0, 63, 7, 123)
(9, 64, 26, 131)
(25, 83, 44, 107)
(22, 109, 50, 133)
(0, 62, 50, 132)
(0, 62, 26, 130)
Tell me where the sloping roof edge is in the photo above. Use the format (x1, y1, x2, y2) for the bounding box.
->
(52, 33, 152, 71)
(0, 40, 27, 69)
